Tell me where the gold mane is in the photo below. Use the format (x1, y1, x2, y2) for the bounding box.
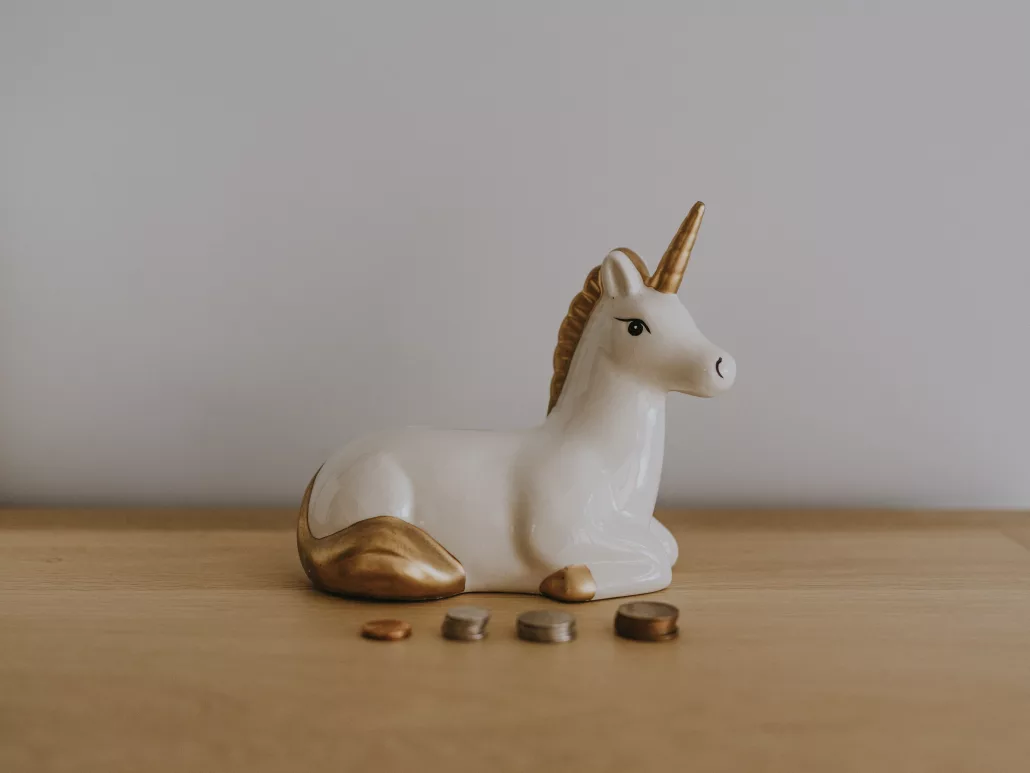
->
(547, 249, 650, 413)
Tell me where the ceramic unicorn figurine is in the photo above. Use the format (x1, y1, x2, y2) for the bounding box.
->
(298, 202, 735, 602)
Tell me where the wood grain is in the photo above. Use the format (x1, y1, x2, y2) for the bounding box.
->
(2, 508, 1029, 772)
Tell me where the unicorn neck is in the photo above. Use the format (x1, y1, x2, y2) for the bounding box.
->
(545, 332, 667, 515)
(548, 357, 666, 435)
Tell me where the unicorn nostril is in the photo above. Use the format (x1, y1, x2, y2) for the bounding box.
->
(715, 357, 724, 378)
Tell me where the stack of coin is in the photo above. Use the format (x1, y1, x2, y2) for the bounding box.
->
(441, 606, 491, 641)
(614, 601, 679, 641)
(516, 610, 576, 643)
(360, 619, 412, 641)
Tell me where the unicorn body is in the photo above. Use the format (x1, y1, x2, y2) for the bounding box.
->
(299, 202, 735, 602)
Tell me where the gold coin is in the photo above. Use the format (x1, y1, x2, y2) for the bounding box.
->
(614, 601, 679, 642)
(361, 619, 412, 641)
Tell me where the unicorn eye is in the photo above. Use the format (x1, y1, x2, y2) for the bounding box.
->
(615, 317, 650, 337)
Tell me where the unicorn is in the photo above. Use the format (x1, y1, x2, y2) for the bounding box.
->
(297, 202, 735, 602)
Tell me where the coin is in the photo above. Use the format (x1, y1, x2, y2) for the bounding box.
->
(516, 609, 576, 643)
(614, 601, 679, 642)
(361, 619, 412, 641)
(442, 606, 491, 641)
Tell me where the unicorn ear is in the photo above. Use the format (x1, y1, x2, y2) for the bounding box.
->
(601, 249, 645, 298)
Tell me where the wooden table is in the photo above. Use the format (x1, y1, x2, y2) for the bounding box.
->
(2, 508, 1029, 772)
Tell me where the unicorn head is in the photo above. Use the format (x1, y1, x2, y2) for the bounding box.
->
(549, 202, 736, 412)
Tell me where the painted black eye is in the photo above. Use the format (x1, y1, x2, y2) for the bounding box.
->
(615, 317, 650, 336)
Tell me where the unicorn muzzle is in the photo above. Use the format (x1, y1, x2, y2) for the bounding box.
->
(713, 353, 736, 387)
(685, 348, 736, 397)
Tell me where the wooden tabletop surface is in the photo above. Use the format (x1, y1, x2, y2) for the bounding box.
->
(2, 508, 1029, 772)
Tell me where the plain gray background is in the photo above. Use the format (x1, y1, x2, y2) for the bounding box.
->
(2, 2, 1028, 508)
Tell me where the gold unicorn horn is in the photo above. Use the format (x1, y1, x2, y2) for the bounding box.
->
(647, 201, 705, 294)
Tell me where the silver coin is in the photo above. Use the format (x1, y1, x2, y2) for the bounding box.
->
(516, 609, 576, 643)
(441, 605, 491, 641)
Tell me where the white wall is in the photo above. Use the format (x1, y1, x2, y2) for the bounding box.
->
(2, 2, 1028, 508)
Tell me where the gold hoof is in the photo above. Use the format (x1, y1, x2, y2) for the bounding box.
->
(539, 564, 596, 602)
(297, 472, 466, 601)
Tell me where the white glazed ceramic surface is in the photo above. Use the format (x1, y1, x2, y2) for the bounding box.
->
(306, 209, 735, 601)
